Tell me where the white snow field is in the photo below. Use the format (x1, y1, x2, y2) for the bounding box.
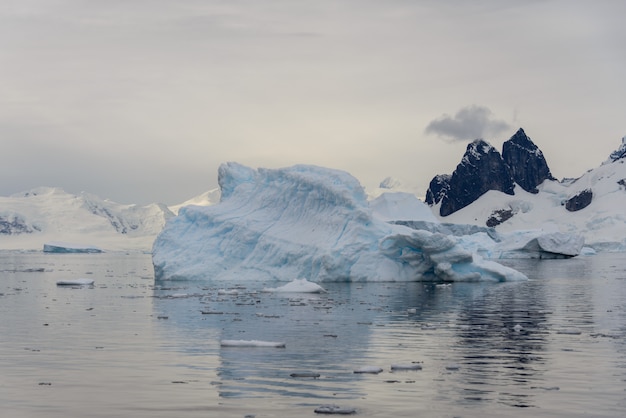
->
(0, 187, 174, 251)
(152, 162, 526, 282)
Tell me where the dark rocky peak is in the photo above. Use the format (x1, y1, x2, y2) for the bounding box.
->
(502, 128, 555, 193)
(565, 189, 593, 212)
(424, 174, 450, 205)
(438, 139, 515, 216)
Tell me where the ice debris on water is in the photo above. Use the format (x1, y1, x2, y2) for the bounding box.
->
(314, 404, 356, 415)
(56, 278, 94, 286)
(557, 329, 582, 335)
(290, 372, 321, 378)
(353, 366, 383, 374)
(220, 340, 286, 348)
(262, 279, 327, 293)
(390, 363, 422, 371)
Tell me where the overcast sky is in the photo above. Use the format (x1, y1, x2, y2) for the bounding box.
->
(1, 0, 625, 205)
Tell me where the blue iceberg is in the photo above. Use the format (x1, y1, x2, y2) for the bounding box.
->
(152, 163, 526, 282)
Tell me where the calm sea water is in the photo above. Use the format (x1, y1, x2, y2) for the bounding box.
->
(1, 251, 625, 417)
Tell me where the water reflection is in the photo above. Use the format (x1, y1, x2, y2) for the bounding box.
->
(3, 251, 625, 417)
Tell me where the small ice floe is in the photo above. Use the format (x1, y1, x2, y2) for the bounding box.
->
(435, 283, 452, 288)
(557, 329, 582, 335)
(390, 363, 422, 371)
(531, 386, 560, 391)
(217, 289, 239, 295)
(314, 404, 356, 415)
(406, 308, 417, 314)
(200, 310, 224, 315)
(290, 372, 321, 378)
(220, 339, 286, 348)
(263, 279, 327, 293)
(513, 324, 524, 332)
(170, 293, 188, 298)
(56, 278, 94, 286)
(353, 366, 383, 374)
(445, 364, 460, 371)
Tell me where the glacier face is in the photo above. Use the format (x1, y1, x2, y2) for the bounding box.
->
(152, 163, 526, 282)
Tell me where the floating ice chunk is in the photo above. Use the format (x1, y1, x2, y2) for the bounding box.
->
(56, 278, 95, 286)
(353, 366, 383, 374)
(513, 324, 523, 332)
(290, 372, 321, 378)
(406, 308, 417, 314)
(170, 293, 188, 298)
(445, 364, 460, 371)
(390, 363, 422, 371)
(263, 279, 327, 293)
(220, 339, 286, 348)
(217, 289, 239, 295)
(314, 404, 356, 415)
(44, 242, 103, 253)
(556, 329, 582, 335)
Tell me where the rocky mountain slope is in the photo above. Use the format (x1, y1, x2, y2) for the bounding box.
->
(426, 128, 554, 216)
(426, 131, 626, 250)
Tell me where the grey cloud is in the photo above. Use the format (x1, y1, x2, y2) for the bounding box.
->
(425, 105, 511, 141)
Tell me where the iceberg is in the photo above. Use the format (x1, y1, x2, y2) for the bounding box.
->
(152, 163, 526, 282)
(455, 230, 585, 259)
(43, 241, 103, 253)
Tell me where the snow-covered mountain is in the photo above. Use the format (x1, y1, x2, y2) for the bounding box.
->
(427, 132, 626, 251)
(0, 187, 216, 251)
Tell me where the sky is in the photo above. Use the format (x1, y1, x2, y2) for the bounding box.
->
(1, 0, 625, 205)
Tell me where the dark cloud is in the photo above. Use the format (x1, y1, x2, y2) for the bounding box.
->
(425, 105, 511, 141)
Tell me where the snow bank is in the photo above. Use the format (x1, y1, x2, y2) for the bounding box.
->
(152, 163, 526, 282)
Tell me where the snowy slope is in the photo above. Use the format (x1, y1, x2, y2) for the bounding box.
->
(152, 162, 526, 282)
(168, 188, 221, 215)
(0, 187, 175, 251)
(431, 138, 626, 251)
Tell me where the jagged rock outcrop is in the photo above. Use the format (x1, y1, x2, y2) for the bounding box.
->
(605, 136, 626, 164)
(424, 174, 450, 205)
(426, 128, 555, 217)
(438, 140, 515, 216)
(565, 189, 593, 212)
(0, 214, 39, 235)
(502, 128, 555, 193)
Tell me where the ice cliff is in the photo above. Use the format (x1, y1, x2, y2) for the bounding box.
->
(152, 163, 526, 282)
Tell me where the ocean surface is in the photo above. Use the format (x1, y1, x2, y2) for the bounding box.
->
(1, 251, 625, 417)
